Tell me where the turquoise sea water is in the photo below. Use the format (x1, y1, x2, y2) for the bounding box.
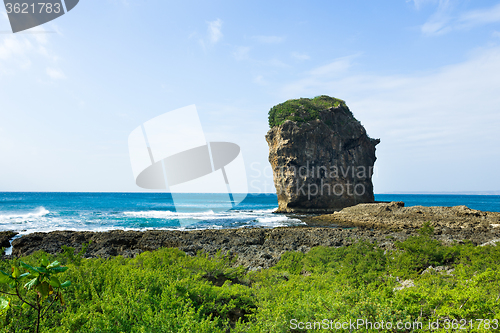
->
(0, 193, 304, 235)
(0, 192, 498, 235)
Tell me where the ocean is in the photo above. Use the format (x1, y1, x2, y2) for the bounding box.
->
(0, 192, 499, 236)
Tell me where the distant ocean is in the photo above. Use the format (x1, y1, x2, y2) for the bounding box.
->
(0, 192, 499, 235)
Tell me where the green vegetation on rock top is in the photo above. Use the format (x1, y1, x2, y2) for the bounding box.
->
(268, 95, 351, 128)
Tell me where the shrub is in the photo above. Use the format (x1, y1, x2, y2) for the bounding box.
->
(388, 223, 461, 278)
(268, 95, 351, 128)
(1, 224, 500, 332)
(0, 257, 71, 333)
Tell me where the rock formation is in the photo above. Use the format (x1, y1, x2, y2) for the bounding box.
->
(266, 96, 380, 213)
(0, 231, 17, 249)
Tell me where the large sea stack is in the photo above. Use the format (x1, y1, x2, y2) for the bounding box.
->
(266, 96, 380, 213)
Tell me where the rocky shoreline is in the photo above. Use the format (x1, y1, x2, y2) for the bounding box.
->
(2, 202, 500, 270)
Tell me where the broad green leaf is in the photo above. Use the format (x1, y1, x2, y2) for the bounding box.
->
(24, 277, 39, 290)
(20, 262, 40, 274)
(49, 276, 60, 288)
(49, 267, 68, 273)
(60, 281, 71, 288)
(40, 258, 49, 267)
(37, 281, 50, 299)
(19, 273, 30, 278)
(36, 267, 49, 274)
(0, 297, 9, 310)
(12, 266, 21, 279)
(0, 270, 12, 284)
(46, 261, 60, 269)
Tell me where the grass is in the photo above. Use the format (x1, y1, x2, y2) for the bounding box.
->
(268, 95, 354, 128)
(1, 224, 500, 332)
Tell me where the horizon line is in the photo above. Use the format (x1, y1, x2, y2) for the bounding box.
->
(0, 191, 499, 195)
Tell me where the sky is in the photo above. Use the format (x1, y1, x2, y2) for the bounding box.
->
(0, 0, 500, 193)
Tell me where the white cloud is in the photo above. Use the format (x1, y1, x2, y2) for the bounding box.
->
(46, 67, 66, 79)
(0, 22, 62, 77)
(458, 3, 500, 27)
(420, 1, 500, 35)
(307, 55, 357, 77)
(0, 36, 32, 60)
(232, 46, 288, 70)
(0, 36, 34, 71)
(408, 0, 440, 10)
(291, 52, 310, 61)
(198, 19, 223, 50)
(266, 58, 288, 68)
(207, 18, 223, 44)
(277, 56, 356, 98)
(252, 35, 285, 44)
(420, 0, 454, 35)
(253, 75, 267, 85)
(233, 46, 250, 61)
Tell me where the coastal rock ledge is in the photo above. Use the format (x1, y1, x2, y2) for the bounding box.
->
(266, 96, 380, 213)
(6, 203, 500, 270)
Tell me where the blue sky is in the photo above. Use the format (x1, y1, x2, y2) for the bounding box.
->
(1, 0, 500, 193)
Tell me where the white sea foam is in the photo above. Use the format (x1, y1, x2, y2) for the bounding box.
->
(256, 216, 305, 227)
(0, 206, 50, 222)
(0, 206, 301, 235)
(123, 209, 281, 221)
(255, 208, 277, 214)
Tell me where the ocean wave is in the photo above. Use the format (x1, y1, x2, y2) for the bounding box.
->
(0, 205, 299, 234)
(0, 206, 50, 222)
(256, 216, 305, 225)
(123, 208, 281, 221)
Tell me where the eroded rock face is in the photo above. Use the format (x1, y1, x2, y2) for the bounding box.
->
(266, 102, 379, 213)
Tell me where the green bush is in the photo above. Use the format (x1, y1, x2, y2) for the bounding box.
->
(1, 224, 500, 332)
(273, 251, 305, 275)
(268, 95, 352, 128)
(388, 222, 462, 278)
